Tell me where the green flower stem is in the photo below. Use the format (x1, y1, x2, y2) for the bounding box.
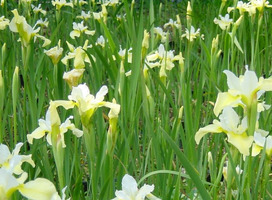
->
(53, 64, 59, 99)
(247, 97, 258, 137)
(83, 124, 97, 199)
(262, 156, 271, 198)
(21, 45, 31, 141)
(51, 125, 65, 192)
(253, 15, 263, 72)
(226, 147, 239, 200)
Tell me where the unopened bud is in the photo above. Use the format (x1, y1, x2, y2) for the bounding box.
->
(178, 106, 183, 120)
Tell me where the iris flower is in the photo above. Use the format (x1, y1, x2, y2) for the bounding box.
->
(163, 18, 181, 29)
(252, 130, 272, 157)
(214, 67, 272, 116)
(153, 27, 167, 43)
(53, 84, 120, 127)
(112, 174, 160, 200)
(44, 40, 63, 65)
(0, 168, 61, 200)
(182, 26, 204, 42)
(0, 143, 61, 200)
(0, 16, 9, 30)
(76, 11, 91, 21)
(214, 14, 233, 30)
(52, 0, 73, 10)
(195, 106, 254, 156)
(9, 9, 50, 47)
(61, 40, 94, 69)
(27, 102, 83, 148)
(0, 143, 34, 175)
(31, 4, 47, 15)
(63, 68, 85, 88)
(70, 21, 95, 39)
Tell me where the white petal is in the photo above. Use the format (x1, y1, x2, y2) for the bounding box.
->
(0, 144, 11, 164)
(122, 174, 138, 197)
(136, 184, 154, 199)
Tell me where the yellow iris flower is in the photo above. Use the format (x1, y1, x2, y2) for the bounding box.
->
(195, 106, 253, 156)
(27, 102, 83, 148)
(214, 66, 272, 116)
(9, 9, 50, 47)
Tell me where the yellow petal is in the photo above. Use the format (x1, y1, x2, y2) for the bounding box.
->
(195, 120, 222, 144)
(259, 77, 272, 91)
(213, 92, 241, 116)
(252, 143, 262, 157)
(19, 178, 60, 200)
(27, 127, 46, 144)
(85, 30, 95, 36)
(53, 100, 75, 110)
(227, 132, 253, 156)
(70, 30, 80, 39)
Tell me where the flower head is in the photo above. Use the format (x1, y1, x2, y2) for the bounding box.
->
(112, 174, 160, 200)
(214, 14, 233, 30)
(76, 11, 91, 21)
(44, 40, 63, 65)
(63, 68, 85, 88)
(70, 21, 95, 39)
(182, 26, 204, 42)
(0, 143, 34, 175)
(61, 40, 93, 69)
(31, 4, 47, 15)
(52, 0, 73, 10)
(27, 102, 83, 148)
(0, 144, 61, 200)
(0, 16, 9, 30)
(214, 66, 272, 116)
(195, 107, 254, 156)
(9, 9, 50, 47)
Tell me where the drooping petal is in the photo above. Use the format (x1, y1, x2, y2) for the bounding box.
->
(70, 30, 80, 39)
(195, 120, 222, 144)
(252, 143, 263, 156)
(53, 100, 75, 110)
(27, 127, 47, 144)
(85, 30, 95, 35)
(265, 136, 272, 156)
(19, 178, 60, 200)
(259, 77, 272, 91)
(227, 132, 253, 156)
